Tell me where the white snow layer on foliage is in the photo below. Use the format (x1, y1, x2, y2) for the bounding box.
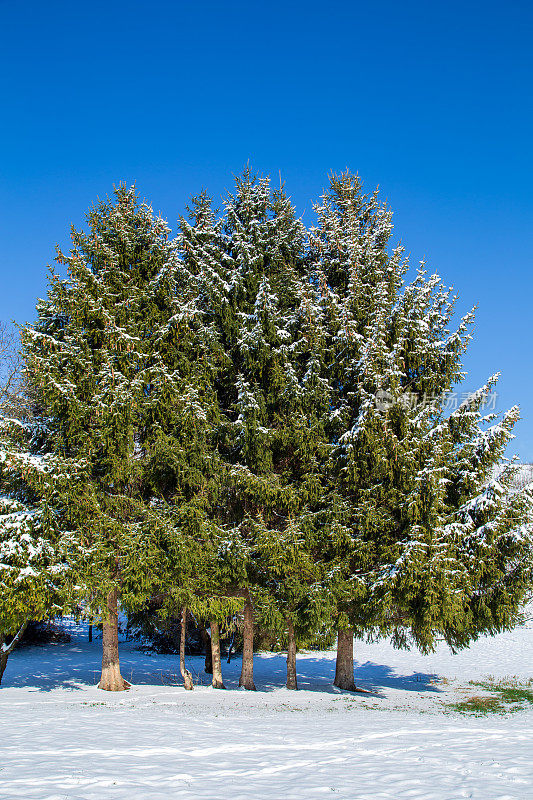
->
(0, 499, 42, 558)
(0, 616, 532, 799)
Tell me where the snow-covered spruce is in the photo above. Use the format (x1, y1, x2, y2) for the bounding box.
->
(307, 172, 532, 687)
(0, 415, 68, 684)
(4, 172, 531, 695)
(180, 171, 334, 689)
(19, 187, 220, 691)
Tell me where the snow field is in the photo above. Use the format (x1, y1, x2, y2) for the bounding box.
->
(0, 616, 532, 800)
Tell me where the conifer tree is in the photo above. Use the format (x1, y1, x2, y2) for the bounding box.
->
(309, 173, 533, 689)
(178, 171, 334, 689)
(19, 186, 204, 691)
(0, 323, 69, 684)
(0, 416, 70, 684)
(10, 171, 530, 699)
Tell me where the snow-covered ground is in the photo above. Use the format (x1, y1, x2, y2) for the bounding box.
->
(1, 615, 532, 800)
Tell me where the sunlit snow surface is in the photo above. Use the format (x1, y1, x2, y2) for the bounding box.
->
(1, 616, 532, 800)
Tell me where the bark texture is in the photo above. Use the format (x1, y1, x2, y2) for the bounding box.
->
(180, 608, 194, 690)
(286, 619, 298, 690)
(0, 650, 7, 686)
(98, 589, 130, 691)
(334, 626, 357, 691)
(239, 598, 256, 690)
(210, 620, 225, 689)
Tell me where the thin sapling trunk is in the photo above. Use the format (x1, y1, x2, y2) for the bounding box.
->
(180, 608, 194, 690)
(0, 652, 7, 686)
(239, 598, 256, 690)
(199, 625, 213, 674)
(226, 629, 236, 663)
(286, 619, 298, 690)
(0, 648, 7, 686)
(0, 620, 28, 686)
(210, 620, 225, 689)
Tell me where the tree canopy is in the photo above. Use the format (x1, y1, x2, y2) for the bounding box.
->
(1, 171, 531, 691)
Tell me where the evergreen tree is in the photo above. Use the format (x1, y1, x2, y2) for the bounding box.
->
(19, 186, 206, 690)
(0, 413, 69, 684)
(0, 322, 68, 684)
(178, 171, 334, 689)
(8, 171, 530, 698)
(309, 173, 533, 688)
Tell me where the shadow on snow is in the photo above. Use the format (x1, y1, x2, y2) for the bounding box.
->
(2, 619, 441, 695)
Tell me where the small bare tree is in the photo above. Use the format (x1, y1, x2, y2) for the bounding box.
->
(0, 322, 25, 419)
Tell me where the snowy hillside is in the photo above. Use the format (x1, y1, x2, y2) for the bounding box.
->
(1, 616, 532, 800)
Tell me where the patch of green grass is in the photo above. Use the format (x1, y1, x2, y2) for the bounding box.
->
(500, 687, 533, 704)
(477, 678, 532, 690)
(470, 676, 533, 688)
(449, 696, 508, 715)
(470, 681, 533, 705)
(448, 679, 533, 716)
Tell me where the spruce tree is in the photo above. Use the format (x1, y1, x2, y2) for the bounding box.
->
(20, 186, 203, 690)
(0, 417, 70, 684)
(178, 171, 334, 689)
(0, 323, 69, 684)
(309, 172, 533, 688)
(0, 385, 72, 686)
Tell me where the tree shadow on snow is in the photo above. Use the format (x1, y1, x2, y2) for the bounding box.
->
(1, 630, 440, 696)
(248, 654, 441, 696)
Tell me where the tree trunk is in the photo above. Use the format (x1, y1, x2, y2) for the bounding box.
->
(179, 608, 194, 690)
(239, 598, 256, 690)
(199, 626, 213, 674)
(226, 629, 236, 663)
(98, 589, 129, 691)
(210, 620, 225, 689)
(286, 619, 298, 690)
(88, 623, 93, 643)
(0, 640, 8, 686)
(0, 621, 29, 687)
(334, 627, 357, 691)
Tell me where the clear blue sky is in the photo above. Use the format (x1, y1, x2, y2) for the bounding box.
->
(1, 0, 532, 460)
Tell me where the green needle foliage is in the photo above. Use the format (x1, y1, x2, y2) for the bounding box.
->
(178, 171, 333, 643)
(0, 414, 70, 679)
(18, 186, 215, 621)
(2, 171, 530, 692)
(308, 172, 533, 652)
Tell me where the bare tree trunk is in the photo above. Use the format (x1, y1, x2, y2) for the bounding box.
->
(210, 620, 225, 689)
(334, 627, 357, 691)
(286, 619, 298, 690)
(180, 608, 194, 690)
(199, 625, 213, 674)
(98, 589, 129, 691)
(0, 621, 29, 687)
(88, 624, 93, 643)
(239, 598, 256, 690)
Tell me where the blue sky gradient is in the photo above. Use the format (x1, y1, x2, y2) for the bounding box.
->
(1, 0, 531, 459)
